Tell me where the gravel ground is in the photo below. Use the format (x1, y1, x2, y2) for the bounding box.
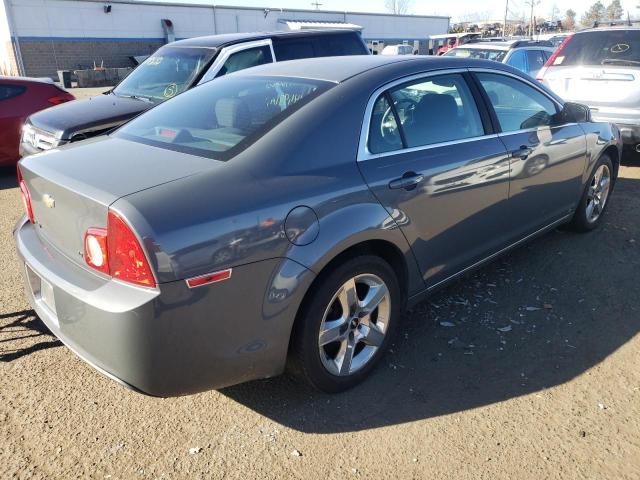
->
(1, 161, 639, 479)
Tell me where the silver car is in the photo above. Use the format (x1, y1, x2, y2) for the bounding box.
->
(538, 27, 640, 151)
(15, 56, 621, 396)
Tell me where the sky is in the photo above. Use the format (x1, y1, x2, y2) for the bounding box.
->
(167, 0, 640, 22)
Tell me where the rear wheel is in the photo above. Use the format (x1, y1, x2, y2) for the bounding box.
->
(568, 154, 613, 232)
(289, 255, 401, 393)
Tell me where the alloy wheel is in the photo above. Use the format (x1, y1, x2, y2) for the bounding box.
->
(586, 164, 611, 223)
(318, 274, 391, 376)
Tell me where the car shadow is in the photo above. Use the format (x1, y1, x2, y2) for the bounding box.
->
(0, 167, 18, 190)
(221, 173, 640, 433)
(0, 309, 62, 362)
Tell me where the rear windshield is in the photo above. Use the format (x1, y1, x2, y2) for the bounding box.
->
(444, 48, 508, 62)
(113, 46, 216, 102)
(555, 30, 640, 67)
(115, 76, 331, 160)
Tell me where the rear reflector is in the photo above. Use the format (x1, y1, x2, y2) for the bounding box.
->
(186, 269, 232, 289)
(16, 165, 35, 224)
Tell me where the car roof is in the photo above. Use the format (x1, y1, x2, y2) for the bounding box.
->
(580, 25, 640, 32)
(461, 40, 553, 50)
(170, 29, 361, 49)
(234, 55, 515, 83)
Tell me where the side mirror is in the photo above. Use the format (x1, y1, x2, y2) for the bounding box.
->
(561, 102, 591, 123)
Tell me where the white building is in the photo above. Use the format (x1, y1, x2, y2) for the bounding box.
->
(0, 0, 450, 78)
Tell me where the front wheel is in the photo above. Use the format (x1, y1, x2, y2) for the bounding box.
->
(568, 154, 613, 232)
(289, 255, 401, 393)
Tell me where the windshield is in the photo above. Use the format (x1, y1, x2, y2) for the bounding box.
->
(555, 30, 640, 66)
(113, 46, 216, 101)
(444, 48, 508, 62)
(115, 76, 331, 161)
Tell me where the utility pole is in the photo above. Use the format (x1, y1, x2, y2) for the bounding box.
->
(525, 0, 540, 38)
(503, 0, 509, 38)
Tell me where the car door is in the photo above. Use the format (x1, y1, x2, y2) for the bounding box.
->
(357, 71, 512, 288)
(198, 40, 274, 84)
(472, 71, 587, 239)
(0, 83, 28, 164)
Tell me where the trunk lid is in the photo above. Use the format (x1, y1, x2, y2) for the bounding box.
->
(20, 136, 215, 267)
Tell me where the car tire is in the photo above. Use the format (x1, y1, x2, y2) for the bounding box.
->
(289, 255, 401, 393)
(568, 154, 614, 232)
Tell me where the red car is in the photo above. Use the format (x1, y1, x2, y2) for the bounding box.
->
(0, 77, 74, 166)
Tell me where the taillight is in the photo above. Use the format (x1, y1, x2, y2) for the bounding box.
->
(537, 34, 575, 81)
(84, 210, 156, 288)
(47, 95, 73, 105)
(16, 164, 35, 224)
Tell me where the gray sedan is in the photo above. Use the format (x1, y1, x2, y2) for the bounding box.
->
(15, 56, 621, 396)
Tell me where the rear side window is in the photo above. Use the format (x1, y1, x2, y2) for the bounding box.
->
(116, 76, 330, 161)
(506, 50, 527, 71)
(316, 34, 367, 56)
(0, 84, 26, 100)
(368, 73, 484, 153)
(555, 30, 640, 67)
(477, 73, 558, 132)
(273, 39, 315, 61)
(216, 45, 273, 78)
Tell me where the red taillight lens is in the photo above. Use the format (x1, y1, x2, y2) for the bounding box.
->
(84, 227, 109, 274)
(47, 95, 73, 105)
(107, 210, 156, 288)
(84, 210, 156, 288)
(537, 34, 575, 81)
(16, 165, 35, 224)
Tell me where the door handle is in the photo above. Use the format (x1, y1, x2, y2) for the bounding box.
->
(511, 146, 533, 160)
(389, 172, 424, 190)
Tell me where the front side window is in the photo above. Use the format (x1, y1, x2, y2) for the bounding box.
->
(215, 45, 273, 78)
(113, 47, 216, 102)
(0, 84, 26, 100)
(389, 74, 484, 149)
(526, 49, 547, 75)
(477, 73, 558, 132)
(115, 76, 330, 161)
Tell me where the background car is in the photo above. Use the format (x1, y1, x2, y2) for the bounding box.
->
(381, 44, 415, 55)
(19, 29, 369, 158)
(444, 40, 555, 77)
(15, 56, 619, 397)
(537, 27, 640, 155)
(0, 77, 74, 167)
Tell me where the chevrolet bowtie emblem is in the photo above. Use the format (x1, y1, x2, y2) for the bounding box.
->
(43, 194, 55, 209)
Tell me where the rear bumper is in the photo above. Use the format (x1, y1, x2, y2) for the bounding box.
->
(615, 124, 640, 146)
(14, 217, 314, 396)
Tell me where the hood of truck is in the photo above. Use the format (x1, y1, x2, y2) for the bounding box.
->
(27, 93, 152, 141)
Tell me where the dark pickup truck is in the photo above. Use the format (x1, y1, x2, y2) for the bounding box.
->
(20, 29, 369, 156)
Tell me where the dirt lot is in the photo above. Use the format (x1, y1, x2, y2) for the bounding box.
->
(1, 160, 639, 479)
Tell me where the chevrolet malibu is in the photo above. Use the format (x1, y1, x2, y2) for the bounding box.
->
(15, 56, 620, 396)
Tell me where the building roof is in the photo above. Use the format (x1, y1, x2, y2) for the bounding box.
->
(170, 29, 362, 49)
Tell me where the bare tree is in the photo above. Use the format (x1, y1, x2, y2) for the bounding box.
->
(384, 0, 414, 15)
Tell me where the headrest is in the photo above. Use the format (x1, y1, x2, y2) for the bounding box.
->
(215, 98, 250, 129)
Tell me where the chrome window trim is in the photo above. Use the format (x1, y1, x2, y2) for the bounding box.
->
(468, 67, 579, 137)
(198, 39, 275, 85)
(357, 68, 490, 162)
